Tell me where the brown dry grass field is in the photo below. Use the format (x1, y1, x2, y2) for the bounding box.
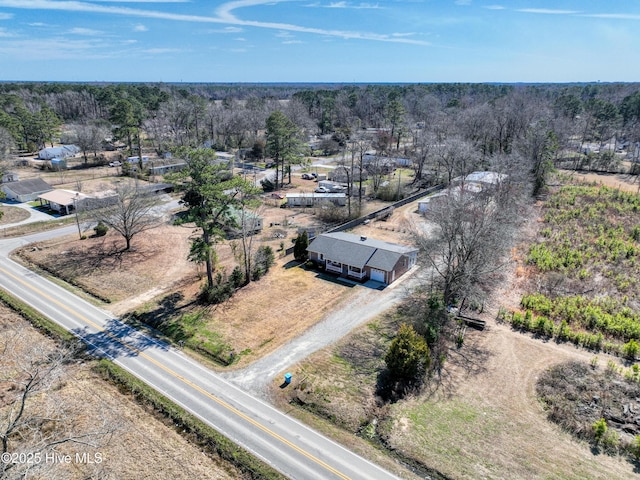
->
(0, 305, 242, 480)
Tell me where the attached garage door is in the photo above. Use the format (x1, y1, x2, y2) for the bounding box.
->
(370, 268, 385, 283)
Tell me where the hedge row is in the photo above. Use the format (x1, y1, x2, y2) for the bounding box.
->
(0, 289, 77, 344)
(94, 360, 287, 480)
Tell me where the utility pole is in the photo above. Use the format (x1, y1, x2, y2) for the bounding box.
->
(74, 192, 82, 239)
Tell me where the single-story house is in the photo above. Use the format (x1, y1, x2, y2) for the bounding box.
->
(285, 193, 346, 208)
(307, 232, 418, 285)
(126, 155, 150, 164)
(149, 162, 187, 175)
(418, 184, 482, 214)
(328, 166, 368, 183)
(37, 190, 90, 215)
(317, 180, 347, 193)
(38, 145, 80, 160)
(225, 207, 264, 237)
(1, 178, 53, 202)
(451, 171, 507, 188)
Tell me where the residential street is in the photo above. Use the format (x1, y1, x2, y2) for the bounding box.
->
(0, 224, 403, 480)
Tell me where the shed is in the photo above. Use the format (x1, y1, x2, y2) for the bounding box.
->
(2, 171, 19, 183)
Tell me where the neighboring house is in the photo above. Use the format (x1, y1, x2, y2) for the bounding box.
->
(225, 207, 264, 237)
(456, 171, 507, 187)
(38, 145, 80, 160)
(363, 152, 412, 168)
(148, 161, 184, 176)
(418, 184, 482, 214)
(285, 193, 347, 208)
(317, 180, 347, 193)
(126, 156, 150, 163)
(307, 232, 418, 285)
(37, 189, 90, 215)
(1, 178, 53, 202)
(420, 171, 507, 215)
(328, 166, 368, 183)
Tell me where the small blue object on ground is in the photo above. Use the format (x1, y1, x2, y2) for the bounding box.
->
(284, 373, 292, 384)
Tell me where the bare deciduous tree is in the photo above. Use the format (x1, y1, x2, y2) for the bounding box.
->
(0, 328, 115, 480)
(414, 173, 526, 311)
(87, 180, 164, 251)
(68, 122, 108, 164)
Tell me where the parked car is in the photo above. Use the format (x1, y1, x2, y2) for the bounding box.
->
(314, 187, 329, 193)
(301, 173, 314, 180)
(271, 192, 285, 199)
(109, 160, 122, 167)
(265, 162, 276, 168)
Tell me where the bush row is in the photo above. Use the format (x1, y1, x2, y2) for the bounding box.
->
(94, 360, 286, 480)
(498, 306, 640, 359)
(0, 289, 78, 345)
(520, 293, 640, 341)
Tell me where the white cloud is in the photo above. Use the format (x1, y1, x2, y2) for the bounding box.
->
(28, 22, 47, 26)
(0, 0, 428, 46)
(0, 12, 13, 19)
(282, 40, 303, 44)
(516, 9, 579, 15)
(304, 1, 380, 8)
(0, 27, 15, 37)
(0, 37, 114, 60)
(391, 32, 416, 37)
(68, 27, 105, 36)
(455, 0, 471, 6)
(142, 47, 182, 54)
(581, 13, 640, 21)
(329, 2, 380, 8)
(133, 24, 148, 31)
(483, 5, 504, 10)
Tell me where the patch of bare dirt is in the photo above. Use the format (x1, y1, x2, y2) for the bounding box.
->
(0, 305, 242, 480)
(560, 169, 640, 193)
(0, 205, 30, 225)
(16, 223, 196, 306)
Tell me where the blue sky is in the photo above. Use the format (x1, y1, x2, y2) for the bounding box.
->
(0, 1, 639, 83)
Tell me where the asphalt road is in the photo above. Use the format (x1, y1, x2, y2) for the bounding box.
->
(0, 227, 402, 480)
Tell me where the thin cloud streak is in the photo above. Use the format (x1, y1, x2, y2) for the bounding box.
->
(0, 0, 427, 45)
(581, 13, 640, 20)
(516, 9, 580, 15)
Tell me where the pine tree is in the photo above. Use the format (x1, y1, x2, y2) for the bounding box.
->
(293, 231, 309, 262)
(385, 324, 431, 382)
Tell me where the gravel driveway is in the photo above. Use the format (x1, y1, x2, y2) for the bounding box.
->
(224, 268, 422, 397)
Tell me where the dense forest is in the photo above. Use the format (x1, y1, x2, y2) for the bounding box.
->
(1, 81, 640, 186)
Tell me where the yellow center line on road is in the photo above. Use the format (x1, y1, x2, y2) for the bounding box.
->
(0, 265, 351, 480)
